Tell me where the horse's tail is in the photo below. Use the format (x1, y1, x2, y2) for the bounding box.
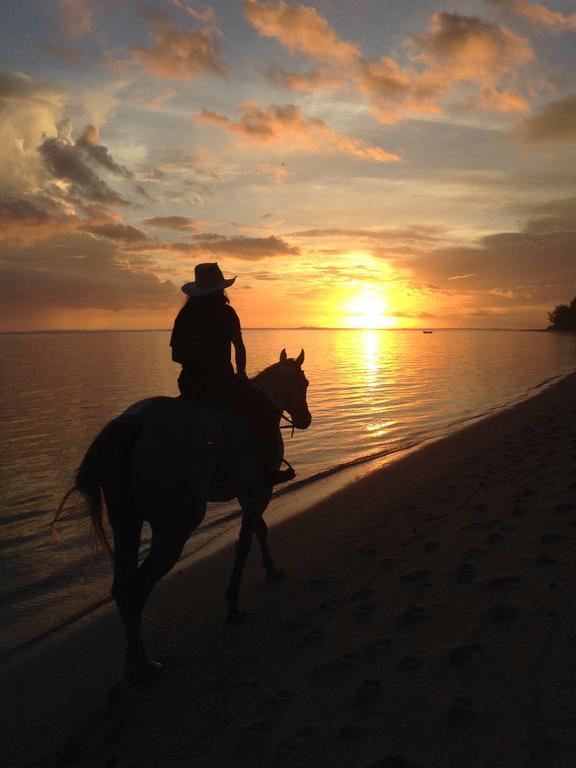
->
(52, 412, 142, 562)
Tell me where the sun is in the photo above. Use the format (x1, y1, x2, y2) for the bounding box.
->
(344, 289, 395, 328)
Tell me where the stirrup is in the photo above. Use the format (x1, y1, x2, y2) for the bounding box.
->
(269, 459, 296, 485)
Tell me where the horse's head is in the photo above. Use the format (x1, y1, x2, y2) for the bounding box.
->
(278, 348, 312, 430)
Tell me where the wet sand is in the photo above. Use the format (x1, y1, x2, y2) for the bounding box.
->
(3, 371, 576, 768)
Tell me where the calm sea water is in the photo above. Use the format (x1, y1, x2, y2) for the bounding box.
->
(1, 328, 575, 659)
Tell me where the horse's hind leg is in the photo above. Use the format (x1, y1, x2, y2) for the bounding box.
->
(226, 481, 273, 622)
(254, 515, 285, 582)
(108, 503, 145, 680)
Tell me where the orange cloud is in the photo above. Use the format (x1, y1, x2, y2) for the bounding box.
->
(133, 8, 226, 81)
(58, 0, 94, 39)
(414, 12, 534, 83)
(198, 102, 400, 162)
(244, 0, 359, 63)
(485, 0, 576, 32)
(142, 215, 200, 230)
(258, 163, 291, 183)
(520, 94, 576, 142)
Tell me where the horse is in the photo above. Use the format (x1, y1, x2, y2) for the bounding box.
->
(54, 348, 311, 686)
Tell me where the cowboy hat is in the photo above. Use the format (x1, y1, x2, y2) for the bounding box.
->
(181, 263, 236, 296)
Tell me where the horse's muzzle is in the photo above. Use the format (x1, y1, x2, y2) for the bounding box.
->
(293, 411, 312, 430)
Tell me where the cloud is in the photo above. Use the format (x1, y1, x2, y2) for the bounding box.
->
(390, 229, 576, 302)
(246, 4, 534, 122)
(80, 222, 149, 242)
(289, 226, 444, 244)
(133, 7, 226, 81)
(38, 133, 127, 205)
(357, 12, 534, 122)
(58, 0, 95, 39)
(413, 12, 534, 80)
(0, 233, 178, 317)
(45, 44, 85, 63)
(142, 215, 200, 230)
(76, 124, 132, 177)
(263, 65, 339, 92)
(258, 163, 291, 183)
(244, 0, 359, 63)
(519, 94, 576, 142)
(190, 233, 300, 260)
(518, 196, 576, 234)
(198, 102, 400, 162)
(484, 0, 576, 32)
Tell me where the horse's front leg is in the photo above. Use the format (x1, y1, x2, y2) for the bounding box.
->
(225, 481, 272, 622)
(254, 515, 285, 582)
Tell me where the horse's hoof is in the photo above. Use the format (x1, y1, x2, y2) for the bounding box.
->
(227, 609, 250, 626)
(114, 658, 164, 693)
(266, 568, 286, 582)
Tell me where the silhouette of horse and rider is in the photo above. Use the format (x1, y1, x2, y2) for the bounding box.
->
(55, 263, 312, 685)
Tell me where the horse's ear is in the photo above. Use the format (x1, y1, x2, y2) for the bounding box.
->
(296, 349, 304, 366)
(280, 348, 287, 362)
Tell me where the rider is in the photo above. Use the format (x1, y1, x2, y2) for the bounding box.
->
(170, 262, 295, 486)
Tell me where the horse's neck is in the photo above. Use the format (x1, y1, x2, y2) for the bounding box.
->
(252, 369, 289, 414)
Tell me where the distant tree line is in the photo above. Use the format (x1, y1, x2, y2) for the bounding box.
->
(548, 297, 576, 330)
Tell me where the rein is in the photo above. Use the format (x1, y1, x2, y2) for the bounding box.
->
(279, 412, 295, 437)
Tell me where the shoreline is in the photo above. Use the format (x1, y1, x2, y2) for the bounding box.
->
(2, 370, 576, 767)
(2, 367, 568, 667)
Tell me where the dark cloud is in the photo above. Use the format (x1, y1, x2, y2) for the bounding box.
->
(133, 7, 227, 81)
(390, 229, 576, 305)
(38, 135, 127, 205)
(0, 71, 59, 101)
(289, 226, 444, 242)
(484, 0, 576, 32)
(76, 124, 132, 177)
(520, 196, 576, 234)
(0, 197, 52, 226)
(45, 44, 84, 63)
(142, 215, 199, 230)
(80, 222, 149, 242)
(520, 94, 576, 142)
(189, 233, 300, 260)
(198, 103, 399, 162)
(0, 233, 178, 315)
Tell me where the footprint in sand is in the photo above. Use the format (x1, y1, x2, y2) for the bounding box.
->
(482, 575, 519, 591)
(363, 636, 394, 660)
(356, 678, 382, 707)
(398, 654, 424, 671)
(275, 726, 315, 758)
(259, 690, 292, 712)
(398, 570, 430, 583)
(364, 755, 422, 768)
(297, 627, 325, 646)
(420, 541, 440, 553)
(449, 645, 484, 667)
(339, 722, 366, 742)
(397, 605, 428, 626)
(491, 601, 519, 623)
(354, 602, 377, 620)
(447, 697, 476, 727)
(455, 563, 478, 583)
(538, 532, 564, 544)
(314, 652, 358, 674)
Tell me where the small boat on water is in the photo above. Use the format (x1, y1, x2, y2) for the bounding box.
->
(423, 330, 433, 334)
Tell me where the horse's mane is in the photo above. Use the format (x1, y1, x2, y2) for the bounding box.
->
(251, 359, 293, 384)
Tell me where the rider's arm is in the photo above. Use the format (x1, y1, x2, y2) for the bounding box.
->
(232, 333, 247, 377)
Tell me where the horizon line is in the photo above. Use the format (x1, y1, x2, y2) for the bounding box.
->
(0, 326, 548, 335)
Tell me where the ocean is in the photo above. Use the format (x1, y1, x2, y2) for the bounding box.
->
(1, 328, 575, 660)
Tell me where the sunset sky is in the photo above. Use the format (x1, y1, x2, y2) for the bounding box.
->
(1, 0, 575, 331)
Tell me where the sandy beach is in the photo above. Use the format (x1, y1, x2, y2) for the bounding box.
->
(3, 371, 576, 768)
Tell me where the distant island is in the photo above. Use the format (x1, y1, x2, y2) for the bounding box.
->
(548, 297, 576, 331)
